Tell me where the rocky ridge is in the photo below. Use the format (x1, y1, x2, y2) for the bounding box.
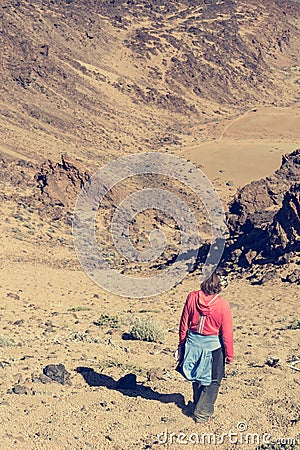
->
(1, 149, 299, 283)
(224, 150, 300, 282)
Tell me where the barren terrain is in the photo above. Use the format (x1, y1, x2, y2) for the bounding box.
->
(0, 1, 299, 449)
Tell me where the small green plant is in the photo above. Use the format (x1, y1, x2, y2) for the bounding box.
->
(67, 306, 91, 312)
(288, 319, 300, 330)
(97, 359, 145, 376)
(130, 317, 165, 343)
(67, 332, 102, 344)
(94, 314, 120, 328)
(0, 335, 15, 347)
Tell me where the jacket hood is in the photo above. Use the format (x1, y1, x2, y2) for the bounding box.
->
(195, 290, 220, 316)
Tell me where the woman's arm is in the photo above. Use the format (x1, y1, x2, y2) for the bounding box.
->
(220, 302, 234, 363)
(178, 293, 191, 346)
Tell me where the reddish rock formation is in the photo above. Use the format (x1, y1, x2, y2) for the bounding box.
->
(34, 155, 91, 208)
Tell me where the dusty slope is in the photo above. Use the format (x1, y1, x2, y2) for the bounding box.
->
(0, 242, 299, 450)
(1, 0, 300, 164)
(0, 1, 300, 449)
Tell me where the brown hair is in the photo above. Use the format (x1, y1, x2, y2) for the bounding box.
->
(201, 272, 222, 295)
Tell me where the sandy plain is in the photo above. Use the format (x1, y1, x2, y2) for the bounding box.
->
(0, 102, 299, 449)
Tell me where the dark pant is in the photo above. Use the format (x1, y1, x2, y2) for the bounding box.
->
(192, 347, 224, 423)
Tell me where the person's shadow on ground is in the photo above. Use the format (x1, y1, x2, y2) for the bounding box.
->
(76, 366, 186, 412)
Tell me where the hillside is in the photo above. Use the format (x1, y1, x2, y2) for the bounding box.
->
(1, 0, 300, 164)
(0, 1, 300, 449)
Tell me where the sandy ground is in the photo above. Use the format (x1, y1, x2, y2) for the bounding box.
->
(176, 105, 300, 201)
(0, 245, 299, 450)
(0, 105, 299, 450)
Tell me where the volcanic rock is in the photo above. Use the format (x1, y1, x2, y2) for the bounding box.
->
(285, 270, 300, 284)
(35, 154, 90, 208)
(12, 385, 29, 395)
(269, 185, 300, 254)
(227, 150, 300, 236)
(43, 364, 71, 385)
(146, 368, 164, 382)
(225, 150, 300, 273)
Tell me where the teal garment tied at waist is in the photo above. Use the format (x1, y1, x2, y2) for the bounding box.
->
(181, 331, 221, 385)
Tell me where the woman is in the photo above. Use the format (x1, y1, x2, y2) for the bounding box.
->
(177, 272, 234, 424)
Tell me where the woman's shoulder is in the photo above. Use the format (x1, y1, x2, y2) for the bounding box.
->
(186, 290, 200, 301)
(217, 294, 231, 309)
(188, 289, 202, 296)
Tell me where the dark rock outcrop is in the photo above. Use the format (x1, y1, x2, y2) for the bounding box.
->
(227, 150, 300, 236)
(43, 364, 71, 385)
(12, 385, 29, 395)
(34, 154, 91, 208)
(224, 150, 300, 277)
(269, 185, 300, 255)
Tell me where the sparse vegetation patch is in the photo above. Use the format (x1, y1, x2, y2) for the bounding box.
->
(130, 317, 165, 343)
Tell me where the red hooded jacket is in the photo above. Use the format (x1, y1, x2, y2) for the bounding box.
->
(179, 290, 234, 363)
